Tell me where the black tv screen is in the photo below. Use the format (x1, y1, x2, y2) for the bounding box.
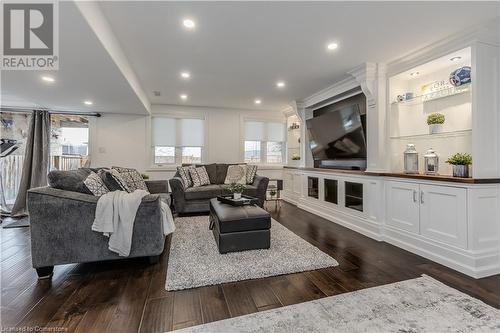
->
(306, 105, 366, 160)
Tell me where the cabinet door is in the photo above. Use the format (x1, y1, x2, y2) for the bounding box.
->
(386, 181, 420, 233)
(283, 171, 293, 192)
(419, 185, 467, 249)
(292, 173, 302, 195)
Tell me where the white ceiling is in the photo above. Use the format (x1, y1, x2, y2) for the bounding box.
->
(2, 1, 499, 114)
(1, 2, 148, 115)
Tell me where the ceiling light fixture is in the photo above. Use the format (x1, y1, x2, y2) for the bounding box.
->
(254, 99, 262, 105)
(84, 100, 93, 105)
(327, 42, 338, 51)
(180, 71, 191, 79)
(276, 81, 286, 88)
(450, 56, 462, 62)
(410, 72, 420, 77)
(183, 18, 196, 29)
(41, 75, 55, 83)
(180, 94, 188, 100)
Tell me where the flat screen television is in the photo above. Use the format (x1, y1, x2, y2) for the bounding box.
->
(306, 104, 367, 170)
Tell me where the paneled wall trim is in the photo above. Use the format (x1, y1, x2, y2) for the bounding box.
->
(282, 168, 500, 279)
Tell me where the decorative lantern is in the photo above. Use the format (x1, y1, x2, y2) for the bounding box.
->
(424, 148, 439, 175)
(403, 144, 419, 174)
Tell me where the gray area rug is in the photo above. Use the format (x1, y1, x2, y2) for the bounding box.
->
(173, 275, 500, 333)
(165, 216, 338, 291)
(2, 216, 30, 228)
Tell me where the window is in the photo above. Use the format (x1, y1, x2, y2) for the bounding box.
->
(152, 116, 204, 165)
(244, 141, 261, 163)
(50, 115, 89, 171)
(244, 120, 285, 164)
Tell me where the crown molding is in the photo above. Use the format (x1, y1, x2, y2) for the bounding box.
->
(302, 76, 359, 108)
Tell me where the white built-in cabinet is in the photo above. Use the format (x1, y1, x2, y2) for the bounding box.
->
(385, 181, 467, 249)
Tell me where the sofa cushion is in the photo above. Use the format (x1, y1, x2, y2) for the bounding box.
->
(83, 171, 110, 196)
(201, 164, 217, 184)
(184, 185, 222, 200)
(224, 164, 247, 184)
(112, 166, 148, 191)
(48, 169, 93, 194)
(243, 185, 258, 197)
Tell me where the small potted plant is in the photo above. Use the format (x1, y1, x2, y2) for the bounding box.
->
(427, 113, 445, 134)
(141, 173, 150, 180)
(228, 182, 246, 200)
(446, 153, 472, 178)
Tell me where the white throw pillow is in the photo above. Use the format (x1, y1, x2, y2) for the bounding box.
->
(224, 164, 247, 185)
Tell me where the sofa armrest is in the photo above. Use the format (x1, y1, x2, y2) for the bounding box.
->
(168, 177, 186, 212)
(145, 180, 169, 194)
(252, 175, 269, 207)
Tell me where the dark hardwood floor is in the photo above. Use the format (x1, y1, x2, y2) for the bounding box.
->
(2, 202, 499, 332)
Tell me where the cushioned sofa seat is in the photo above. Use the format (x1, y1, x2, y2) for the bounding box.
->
(184, 185, 222, 200)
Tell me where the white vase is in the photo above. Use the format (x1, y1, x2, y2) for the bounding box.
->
(429, 124, 443, 134)
(233, 192, 242, 200)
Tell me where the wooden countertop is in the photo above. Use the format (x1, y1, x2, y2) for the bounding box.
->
(283, 166, 500, 184)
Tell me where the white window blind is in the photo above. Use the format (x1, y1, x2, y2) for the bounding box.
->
(152, 117, 176, 146)
(244, 121, 284, 141)
(152, 117, 204, 147)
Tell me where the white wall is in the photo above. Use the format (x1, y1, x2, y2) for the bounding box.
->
(89, 104, 285, 181)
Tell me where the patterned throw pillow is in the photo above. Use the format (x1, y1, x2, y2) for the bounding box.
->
(189, 166, 210, 187)
(246, 165, 257, 184)
(177, 166, 195, 189)
(112, 166, 148, 192)
(83, 171, 110, 196)
(98, 169, 131, 192)
(224, 164, 247, 185)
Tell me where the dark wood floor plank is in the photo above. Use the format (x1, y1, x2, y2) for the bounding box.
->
(171, 288, 203, 330)
(305, 269, 348, 296)
(106, 267, 154, 333)
(139, 297, 174, 333)
(199, 285, 231, 323)
(244, 279, 282, 311)
(222, 282, 258, 317)
(268, 275, 310, 306)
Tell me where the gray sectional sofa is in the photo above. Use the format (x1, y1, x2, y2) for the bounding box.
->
(169, 163, 269, 214)
(28, 172, 170, 278)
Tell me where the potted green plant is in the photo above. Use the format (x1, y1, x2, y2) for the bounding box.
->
(446, 153, 472, 178)
(141, 173, 150, 180)
(228, 182, 246, 199)
(427, 113, 445, 134)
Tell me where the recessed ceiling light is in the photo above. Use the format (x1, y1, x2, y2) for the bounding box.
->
(326, 42, 338, 51)
(180, 71, 191, 79)
(180, 94, 188, 100)
(410, 72, 420, 77)
(83, 100, 93, 105)
(276, 81, 286, 88)
(254, 99, 262, 105)
(183, 18, 195, 29)
(41, 75, 55, 83)
(450, 56, 462, 62)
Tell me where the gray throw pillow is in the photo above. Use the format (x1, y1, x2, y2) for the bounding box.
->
(177, 166, 195, 189)
(48, 169, 93, 194)
(112, 166, 148, 192)
(189, 166, 210, 187)
(83, 171, 110, 196)
(246, 165, 257, 184)
(98, 169, 131, 192)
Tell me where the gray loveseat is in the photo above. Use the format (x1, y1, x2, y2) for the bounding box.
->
(169, 163, 269, 214)
(28, 178, 170, 278)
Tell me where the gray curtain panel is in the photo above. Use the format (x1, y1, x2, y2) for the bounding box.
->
(11, 110, 50, 217)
